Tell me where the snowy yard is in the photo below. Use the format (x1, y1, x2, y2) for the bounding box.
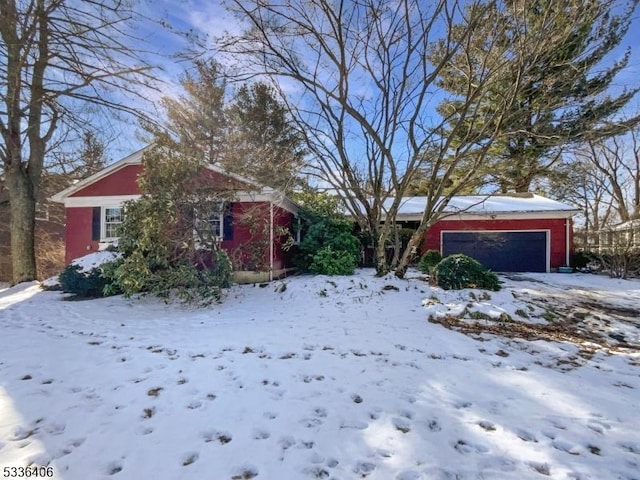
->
(0, 271, 639, 480)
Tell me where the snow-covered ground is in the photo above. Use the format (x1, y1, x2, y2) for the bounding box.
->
(0, 270, 638, 480)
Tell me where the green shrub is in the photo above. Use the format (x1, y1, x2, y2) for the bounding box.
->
(295, 216, 361, 272)
(114, 248, 233, 303)
(309, 246, 357, 275)
(434, 254, 500, 291)
(59, 259, 124, 298)
(418, 249, 442, 273)
(112, 142, 235, 303)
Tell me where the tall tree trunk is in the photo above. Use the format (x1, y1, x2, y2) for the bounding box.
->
(395, 224, 430, 278)
(7, 168, 37, 283)
(374, 238, 389, 276)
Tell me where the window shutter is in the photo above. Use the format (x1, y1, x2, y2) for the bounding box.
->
(223, 204, 234, 241)
(92, 207, 101, 241)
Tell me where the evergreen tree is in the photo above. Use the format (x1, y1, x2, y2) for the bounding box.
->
(435, 0, 640, 192)
(158, 61, 304, 192)
(225, 83, 305, 193)
(161, 59, 228, 165)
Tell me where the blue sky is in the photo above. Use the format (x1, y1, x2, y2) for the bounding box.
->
(101, 0, 640, 161)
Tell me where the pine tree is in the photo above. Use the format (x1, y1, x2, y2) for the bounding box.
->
(161, 59, 228, 165)
(435, 0, 640, 192)
(225, 83, 305, 193)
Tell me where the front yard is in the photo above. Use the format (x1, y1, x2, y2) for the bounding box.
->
(0, 271, 638, 479)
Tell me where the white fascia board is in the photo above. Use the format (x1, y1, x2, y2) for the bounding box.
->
(63, 195, 142, 208)
(235, 190, 300, 214)
(50, 146, 149, 203)
(62, 190, 301, 214)
(395, 210, 577, 222)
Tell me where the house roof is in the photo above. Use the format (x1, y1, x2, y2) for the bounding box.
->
(51, 145, 270, 202)
(50, 146, 299, 213)
(391, 194, 579, 217)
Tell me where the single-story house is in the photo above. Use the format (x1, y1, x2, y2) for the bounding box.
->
(597, 219, 640, 253)
(52, 147, 579, 277)
(379, 193, 580, 272)
(51, 147, 299, 282)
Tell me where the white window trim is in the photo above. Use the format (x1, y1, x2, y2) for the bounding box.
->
(194, 209, 225, 248)
(35, 203, 50, 221)
(101, 206, 124, 242)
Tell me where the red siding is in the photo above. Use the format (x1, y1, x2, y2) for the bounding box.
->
(423, 217, 572, 269)
(222, 202, 269, 270)
(221, 202, 295, 271)
(71, 165, 252, 198)
(65, 207, 99, 263)
(273, 205, 295, 270)
(71, 165, 143, 197)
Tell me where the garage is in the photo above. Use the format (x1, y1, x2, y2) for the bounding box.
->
(441, 231, 548, 272)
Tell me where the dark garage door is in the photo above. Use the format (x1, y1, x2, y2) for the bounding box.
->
(442, 231, 547, 272)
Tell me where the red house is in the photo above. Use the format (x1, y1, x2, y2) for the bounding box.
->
(389, 194, 580, 272)
(51, 147, 299, 282)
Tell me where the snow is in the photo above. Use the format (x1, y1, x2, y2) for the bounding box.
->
(71, 251, 121, 272)
(389, 194, 578, 217)
(1, 270, 639, 480)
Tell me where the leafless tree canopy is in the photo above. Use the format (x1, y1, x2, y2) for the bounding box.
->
(0, 0, 157, 283)
(217, 0, 522, 275)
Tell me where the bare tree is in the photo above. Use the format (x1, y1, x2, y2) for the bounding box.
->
(550, 157, 614, 250)
(585, 130, 640, 224)
(0, 0, 156, 283)
(218, 0, 524, 276)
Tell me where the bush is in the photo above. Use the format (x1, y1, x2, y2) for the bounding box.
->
(295, 216, 361, 273)
(571, 250, 593, 269)
(112, 142, 236, 303)
(59, 258, 123, 298)
(309, 246, 357, 275)
(434, 254, 500, 291)
(114, 248, 233, 303)
(418, 249, 442, 273)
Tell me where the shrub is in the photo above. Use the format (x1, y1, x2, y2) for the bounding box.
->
(59, 258, 124, 298)
(295, 216, 361, 272)
(114, 248, 233, 303)
(571, 250, 592, 269)
(113, 142, 235, 303)
(309, 246, 357, 275)
(434, 254, 500, 291)
(418, 249, 442, 273)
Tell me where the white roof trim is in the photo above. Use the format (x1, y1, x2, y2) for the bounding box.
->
(63, 195, 142, 208)
(235, 191, 299, 214)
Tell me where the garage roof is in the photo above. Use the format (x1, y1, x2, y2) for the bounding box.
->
(392, 194, 579, 216)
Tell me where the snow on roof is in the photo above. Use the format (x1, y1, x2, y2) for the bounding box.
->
(390, 194, 579, 217)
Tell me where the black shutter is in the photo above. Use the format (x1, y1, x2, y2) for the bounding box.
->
(223, 203, 234, 241)
(91, 207, 101, 241)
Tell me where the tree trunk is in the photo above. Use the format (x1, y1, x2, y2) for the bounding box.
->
(374, 236, 389, 276)
(7, 168, 38, 283)
(395, 223, 431, 278)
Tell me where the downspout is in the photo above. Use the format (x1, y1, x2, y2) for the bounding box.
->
(565, 217, 571, 267)
(270, 201, 274, 282)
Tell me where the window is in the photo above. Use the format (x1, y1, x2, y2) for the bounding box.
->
(35, 202, 50, 221)
(194, 203, 225, 246)
(103, 207, 124, 240)
(205, 211, 224, 240)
